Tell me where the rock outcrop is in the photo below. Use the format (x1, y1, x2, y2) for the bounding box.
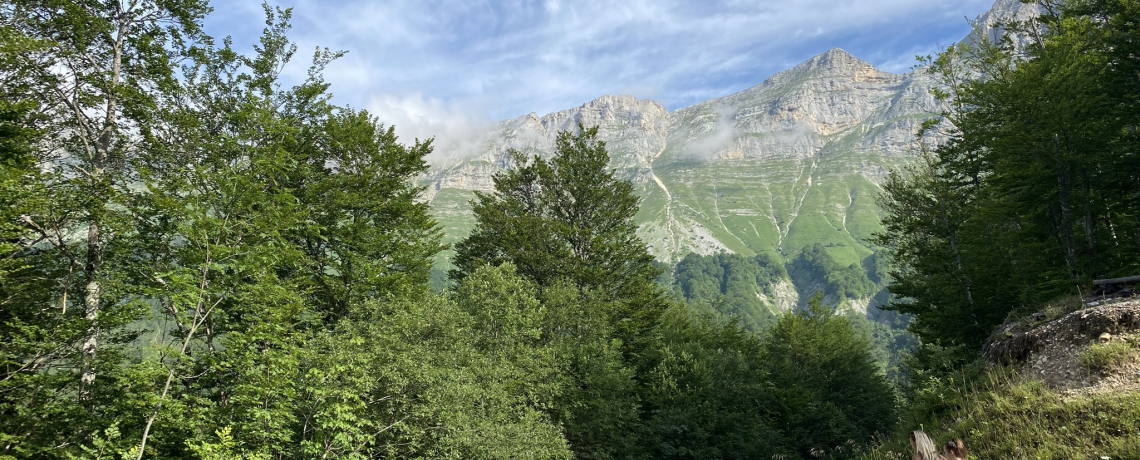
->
(424, 0, 1039, 313)
(984, 298, 1140, 393)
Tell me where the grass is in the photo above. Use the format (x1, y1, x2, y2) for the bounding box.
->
(1042, 295, 1086, 321)
(854, 367, 1140, 460)
(1079, 339, 1137, 372)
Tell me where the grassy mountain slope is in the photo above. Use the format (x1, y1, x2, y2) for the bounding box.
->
(426, 50, 938, 314)
(424, 0, 1042, 314)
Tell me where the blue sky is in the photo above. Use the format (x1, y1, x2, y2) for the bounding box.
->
(204, 0, 996, 150)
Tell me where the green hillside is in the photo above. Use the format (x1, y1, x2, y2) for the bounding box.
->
(426, 48, 937, 314)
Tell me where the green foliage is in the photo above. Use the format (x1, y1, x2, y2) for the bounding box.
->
(673, 252, 787, 330)
(638, 306, 788, 459)
(124, 8, 443, 458)
(670, 251, 916, 385)
(305, 264, 573, 459)
(790, 244, 878, 301)
(452, 125, 666, 348)
(536, 281, 642, 460)
(450, 125, 670, 459)
(845, 310, 917, 383)
(0, 0, 212, 455)
(897, 344, 985, 423)
(1079, 339, 1137, 372)
(292, 109, 444, 318)
(1, 4, 445, 458)
(878, 1, 1140, 352)
(762, 293, 897, 458)
(0, 3, 1024, 460)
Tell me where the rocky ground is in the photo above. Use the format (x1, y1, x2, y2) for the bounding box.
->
(984, 297, 1140, 395)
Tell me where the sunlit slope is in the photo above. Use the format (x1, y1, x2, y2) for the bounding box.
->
(425, 48, 943, 309)
(638, 153, 905, 268)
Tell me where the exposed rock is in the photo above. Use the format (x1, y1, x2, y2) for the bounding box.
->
(964, 0, 1046, 52)
(427, 47, 946, 262)
(424, 0, 1042, 310)
(422, 94, 669, 201)
(984, 298, 1140, 391)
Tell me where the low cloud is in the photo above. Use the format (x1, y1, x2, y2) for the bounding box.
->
(366, 93, 494, 167)
(688, 103, 739, 160)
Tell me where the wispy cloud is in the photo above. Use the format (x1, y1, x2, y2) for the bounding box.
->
(365, 93, 494, 166)
(205, 0, 996, 138)
(688, 103, 740, 160)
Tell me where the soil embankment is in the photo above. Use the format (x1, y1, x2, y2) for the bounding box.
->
(984, 298, 1140, 394)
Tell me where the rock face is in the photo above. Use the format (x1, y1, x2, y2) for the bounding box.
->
(965, 0, 1045, 51)
(427, 49, 940, 258)
(423, 95, 670, 201)
(424, 0, 1038, 311)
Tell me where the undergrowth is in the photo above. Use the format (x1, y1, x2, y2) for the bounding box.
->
(855, 366, 1140, 460)
(1079, 339, 1137, 372)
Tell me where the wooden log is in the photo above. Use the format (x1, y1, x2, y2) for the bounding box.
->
(1093, 275, 1140, 286)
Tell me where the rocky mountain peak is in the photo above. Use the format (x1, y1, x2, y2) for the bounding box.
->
(800, 48, 876, 74)
(425, 0, 1024, 276)
(774, 48, 891, 84)
(737, 47, 895, 99)
(966, 0, 1043, 50)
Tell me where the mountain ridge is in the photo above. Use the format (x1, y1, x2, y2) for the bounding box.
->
(425, 0, 1041, 314)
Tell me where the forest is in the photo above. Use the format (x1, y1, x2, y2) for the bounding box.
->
(2, 0, 1140, 459)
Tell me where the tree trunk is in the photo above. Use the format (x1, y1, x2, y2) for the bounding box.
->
(1082, 169, 1096, 267)
(938, 190, 973, 305)
(1053, 134, 1078, 277)
(79, 220, 101, 398)
(78, 2, 127, 399)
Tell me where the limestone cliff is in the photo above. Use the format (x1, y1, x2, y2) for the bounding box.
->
(423, 0, 1038, 313)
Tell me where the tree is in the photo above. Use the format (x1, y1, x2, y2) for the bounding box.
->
(292, 110, 444, 320)
(672, 252, 788, 331)
(116, 7, 444, 457)
(453, 125, 665, 345)
(452, 125, 662, 458)
(181, 264, 572, 459)
(761, 293, 897, 457)
(638, 306, 787, 459)
(0, 2, 211, 455)
(1, 4, 445, 457)
(877, 1, 1140, 356)
(1, 0, 210, 400)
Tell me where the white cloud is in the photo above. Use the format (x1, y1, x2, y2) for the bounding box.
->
(689, 103, 740, 160)
(206, 0, 998, 126)
(365, 93, 494, 167)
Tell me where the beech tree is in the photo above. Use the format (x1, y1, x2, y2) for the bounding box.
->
(452, 126, 662, 459)
(3, 0, 209, 397)
(1, 4, 446, 457)
(762, 293, 896, 457)
(453, 125, 665, 345)
(877, 1, 1140, 353)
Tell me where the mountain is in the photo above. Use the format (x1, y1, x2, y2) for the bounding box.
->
(423, 0, 1040, 314)
(966, 0, 1046, 50)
